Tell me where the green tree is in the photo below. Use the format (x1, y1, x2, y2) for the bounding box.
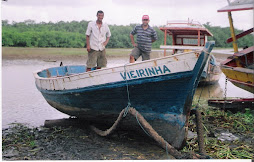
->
(2, 20, 253, 48)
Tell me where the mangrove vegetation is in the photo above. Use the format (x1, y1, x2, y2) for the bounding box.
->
(2, 20, 253, 49)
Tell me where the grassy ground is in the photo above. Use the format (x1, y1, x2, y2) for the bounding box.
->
(186, 97, 254, 159)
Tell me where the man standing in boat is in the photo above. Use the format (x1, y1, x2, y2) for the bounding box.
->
(129, 15, 158, 63)
(86, 10, 111, 71)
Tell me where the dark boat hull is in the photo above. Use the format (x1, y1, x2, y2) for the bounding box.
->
(35, 42, 215, 149)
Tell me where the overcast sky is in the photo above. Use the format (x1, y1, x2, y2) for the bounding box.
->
(1, 0, 253, 30)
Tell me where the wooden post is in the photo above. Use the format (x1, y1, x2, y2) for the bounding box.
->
(198, 30, 200, 46)
(228, 11, 238, 53)
(164, 29, 167, 56)
(172, 33, 176, 54)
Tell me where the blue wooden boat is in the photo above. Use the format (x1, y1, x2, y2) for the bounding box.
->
(34, 41, 215, 149)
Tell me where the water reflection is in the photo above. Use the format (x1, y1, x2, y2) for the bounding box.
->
(195, 83, 224, 99)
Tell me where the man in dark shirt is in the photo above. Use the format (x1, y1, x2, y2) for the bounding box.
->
(129, 15, 158, 63)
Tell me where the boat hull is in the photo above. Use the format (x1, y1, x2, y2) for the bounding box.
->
(221, 66, 254, 93)
(220, 46, 254, 93)
(35, 42, 215, 149)
(199, 54, 222, 85)
(39, 73, 195, 148)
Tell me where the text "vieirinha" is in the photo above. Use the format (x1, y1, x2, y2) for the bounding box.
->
(120, 65, 171, 80)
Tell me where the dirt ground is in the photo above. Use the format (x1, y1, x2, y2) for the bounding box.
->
(2, 120, 177, 160)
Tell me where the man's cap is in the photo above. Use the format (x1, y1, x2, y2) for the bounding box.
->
(142, 15, 149, 20)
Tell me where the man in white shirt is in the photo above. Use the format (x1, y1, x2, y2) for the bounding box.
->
(86, 10, 111, 71)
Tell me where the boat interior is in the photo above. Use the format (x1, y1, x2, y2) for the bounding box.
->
(37, 65, 86, 78)
(223, 46, 254, 70)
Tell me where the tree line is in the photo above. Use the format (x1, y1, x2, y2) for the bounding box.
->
(2, 20, 252, 48)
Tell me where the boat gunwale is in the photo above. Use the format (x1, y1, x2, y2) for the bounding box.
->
(221, 64, 254, 73)
(34, 50, 202, 80)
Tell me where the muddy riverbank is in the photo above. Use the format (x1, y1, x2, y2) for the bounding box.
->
(3, 103, 254, 160)
(2, 47, 230, 62)
(2, 122, 174, 160)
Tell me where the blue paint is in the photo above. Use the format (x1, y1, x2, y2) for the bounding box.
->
(129, 71, 137, 78)
(38, 65, 86, 78)
(163, 65, 171, 73)
(154, 66, 163, 74)
(127, 72, 131, 79)
(120, 72, 127, 80)
(136, 70, 140, 77)
(139, 69, 146, 77)
(148, 68, 156, 75)
(120, 65, 171, 80)
(145, 68, 149, 76)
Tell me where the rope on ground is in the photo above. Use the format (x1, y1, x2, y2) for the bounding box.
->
(90, 107, 201, 159)
(135, 111, 151, 137)
(90, 108, 125, 137)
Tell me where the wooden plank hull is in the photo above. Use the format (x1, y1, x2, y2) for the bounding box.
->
(41, 74, 193, 149)
(208, 98, 254, 109)
(221, 66, 254, 93)
(34, 42, 215, 149)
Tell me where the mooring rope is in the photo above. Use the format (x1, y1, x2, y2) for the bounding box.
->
(90, 107, 207, 159)
(122, 64, 152, 137)
(135, 111, 151, 137)
(91, 107, 185, 159)
(123, 64, 131, 117)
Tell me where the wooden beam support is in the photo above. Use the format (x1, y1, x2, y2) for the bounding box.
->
(228, 11, 238, 53)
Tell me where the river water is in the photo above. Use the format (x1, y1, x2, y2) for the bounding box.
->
(2, 58, 253, 129)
